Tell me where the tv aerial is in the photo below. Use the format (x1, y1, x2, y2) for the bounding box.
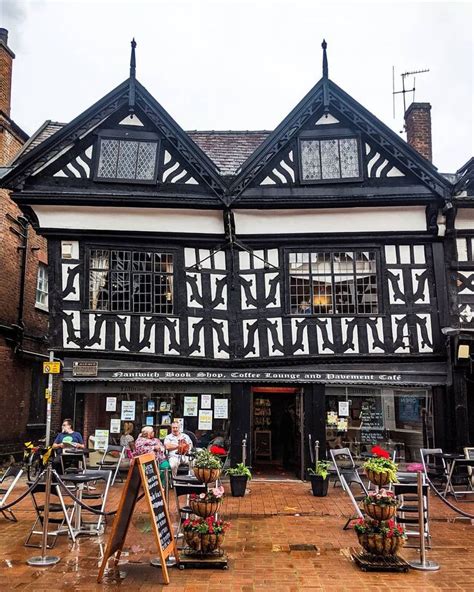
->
(392, 67, 430, 130)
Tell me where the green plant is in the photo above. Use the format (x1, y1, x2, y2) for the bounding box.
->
(193, 449, 222, 469)
(225, 463, 252, 480)
(363, 446, 398, 483)
(352, 518, 406, 539)
(308, 460, 331, 480)
(183, 516, 230, 535)
(363, 489, 398, 507)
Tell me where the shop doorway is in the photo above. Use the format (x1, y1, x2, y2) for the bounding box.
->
(251, 386, 304, 480)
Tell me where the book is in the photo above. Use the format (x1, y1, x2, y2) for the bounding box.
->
(147, 400, 155, 412)
(160, 401, 171, 412)
(159, 428, 168, 440)
(145, 415, 154, 426)
(161, 413, 171, 425)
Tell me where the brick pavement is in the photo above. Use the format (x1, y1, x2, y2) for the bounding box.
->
(1, 477, 473, 591)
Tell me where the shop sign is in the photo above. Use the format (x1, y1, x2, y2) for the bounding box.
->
(73, 361, 98, 377)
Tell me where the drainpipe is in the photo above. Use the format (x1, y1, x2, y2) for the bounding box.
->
(7, 213, 29, 348)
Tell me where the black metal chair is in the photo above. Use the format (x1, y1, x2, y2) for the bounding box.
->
(0, 465, 23, 522)
(330, 448, 368, 529)
(172, 478, 206, 548)
(96, 445, 126, 485)
(393, 476, 431, 549)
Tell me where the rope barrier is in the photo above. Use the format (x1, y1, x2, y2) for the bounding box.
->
(426, 475, 474, 519)
(0, 469, 47, 511)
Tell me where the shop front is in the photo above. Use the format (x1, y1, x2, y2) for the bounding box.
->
(61, 359, 448, 478)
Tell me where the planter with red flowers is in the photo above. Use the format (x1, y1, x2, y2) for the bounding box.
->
(353, 518, 407, 556)
(183, 516, 230, 553)
(363, 446, 398, 487)
(362, 489, 399, 521)
(189, 486, 225, 518)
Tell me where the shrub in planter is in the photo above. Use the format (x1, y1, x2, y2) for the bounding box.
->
(189, 485, 225, 518)
(183, 516, 230, 553)
(226, 463, 252, 497)
(363, 446, 398, 486)
(307, 460, 330, 497)
(193, 449, 222, 483)
(362, 488, 399, 520)
(353, 518, 406, 556)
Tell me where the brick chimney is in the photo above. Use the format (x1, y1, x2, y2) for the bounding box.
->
(404, 102, 432, 162)
(0, 28, 15, 118)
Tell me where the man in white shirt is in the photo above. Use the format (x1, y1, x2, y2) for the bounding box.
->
(164, 422, 193, 476)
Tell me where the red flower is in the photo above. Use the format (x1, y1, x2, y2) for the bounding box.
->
(371, 445, 390, 459)
(209, 445, 227, 455)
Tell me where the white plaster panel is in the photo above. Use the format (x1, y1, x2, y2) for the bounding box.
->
(399, 245, 411, 264)
(184, 248, 196, 267)
(114, 316, 131, 351)
(264, 273, 280, 308)
(199, 249, 211, 267)
(367, 318, 385, 353)
(455, 209, 474, 230)
(212, 321, 230, 359)
(316, 321, 333, 354)
(267, 319, 284, 356)
(315, 113, 340, 125)
(234, 207, 427, 235)
(33, 206, 224, 234)
(391, 315, 410, 353)
(62, 264, 80, 301)
(388, 269, 405, 304)
(253, 250, 265, 269)
(210, 274, 227, 310)
(138, 317, 155, 354)
(457, 238, 468, 262)
(188, 319, 205, 357)
(61, 240, 79, 259)
(213, 251, 226, 270)
(186, 273, 203, 309)
(266, 249, 279, 268)
(84, 314, 106, 350)
(291, 319, 309, 355)
(341, 319, 358, 353)
(239, 251, 251, 270)
(62, 311, 81, 349)
(384, 245, 397, 264)
(243, 320, 260, 358)
(240, 274, 257, 310)
(416, 314, 433, 353)
(413, 245, 426, 264)
(164, 320, 180, 355)
(412, 269, 430, 303)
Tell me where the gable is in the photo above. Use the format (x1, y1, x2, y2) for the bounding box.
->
(230, 79, 450, 200)
(4, 80, 226, 201)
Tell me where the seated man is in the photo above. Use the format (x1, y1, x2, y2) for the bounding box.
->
(51, 418, 84, 472)
(164, 422, 193, 476)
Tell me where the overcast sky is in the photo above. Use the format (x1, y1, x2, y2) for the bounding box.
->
(3, 0, 473, 172)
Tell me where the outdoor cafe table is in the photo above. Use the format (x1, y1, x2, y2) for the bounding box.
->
(429, 452, 464, 496)
(59, 472, 109, 536)
(444, 458, 474, 498)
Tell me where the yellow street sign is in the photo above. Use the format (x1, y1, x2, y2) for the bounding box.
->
(45, 388, 51, 399)
(43, 361, 61, 374)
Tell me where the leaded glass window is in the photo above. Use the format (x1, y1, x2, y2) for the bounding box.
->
(89, 249, 174, 314)
(289, 250, 378, 315)
(35, 263, 49, 310)
(300, 137, 360, 181)
(97, 139, 158, 182)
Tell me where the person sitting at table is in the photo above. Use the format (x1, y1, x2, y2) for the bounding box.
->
(120, 421, 135, 456)
(51, 418, 85, 472)
(164, 422, 193, 476)
(133, 426, 166, 463)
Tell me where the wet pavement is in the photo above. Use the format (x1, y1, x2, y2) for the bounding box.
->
(1, 477, 473, 591)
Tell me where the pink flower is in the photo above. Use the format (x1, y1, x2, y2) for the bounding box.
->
(199, 493, 206, 499)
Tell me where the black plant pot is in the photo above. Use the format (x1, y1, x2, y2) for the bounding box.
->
(230, 475, 248, 497)
(309, 474, 329, 497)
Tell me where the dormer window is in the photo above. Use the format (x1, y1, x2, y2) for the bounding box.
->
(299, 134, 361, 182)
(95, 131, 160, 183)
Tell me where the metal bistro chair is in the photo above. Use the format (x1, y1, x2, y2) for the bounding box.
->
(330, 448, 369, 529)
(420, 448, 449, 491)
(76, 468, 113, 533)
(0, 465, 24, 522)
(25, 478, 76, 548)
(172, 478, 206, 548)
(394, 474, 431, 549)
(96, 445, 126, 485)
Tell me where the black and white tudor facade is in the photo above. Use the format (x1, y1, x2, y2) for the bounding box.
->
(3, 45, 460, 473)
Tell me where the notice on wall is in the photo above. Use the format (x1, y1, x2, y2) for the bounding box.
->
(337, 418, 348, 432)
(110, 419, 121, 434)
(183, 396, 198, 416)
(106, 397, 117, 412)
(327, 411, 338, 426)
(121, 400, 136, 421)
(338, 401, 349, 417)
(201, 394, 212, 409)
(198, 409, 213, 430)
(94, 429, 109, 451)
(214, 398, 228, 419)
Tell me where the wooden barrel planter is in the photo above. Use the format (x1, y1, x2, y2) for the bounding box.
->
(363, 503, 397, 521)
(193, 467, 222, 484)
(190, 498, 222, 518)
(365, 469, 391, 487)
(357, 532, 404, 556)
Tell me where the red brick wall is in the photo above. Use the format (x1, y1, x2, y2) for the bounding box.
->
(405, 102, 432, 162)
(0, 39, 12, 117)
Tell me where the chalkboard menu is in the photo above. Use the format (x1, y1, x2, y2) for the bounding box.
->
(360, 401, 384, 443)
(98, 454, 176, 585)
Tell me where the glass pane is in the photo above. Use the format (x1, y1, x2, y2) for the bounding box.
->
(340, 137, 359, 178)
(111, 272, 130, 311)
(312, 279, 333, 313)
(154, 274, 173, 314)
(132, 251, 153, 272)
(89, 271, 109, 310)
(300, 140, 321, 180)
(90, 250, 109, 270)
(116, 141, 139, 179)
(320, 139, 340, 179)
(290, 276, 311, 314)
(136, 142, 158, 180)
(97, 139, 119, 178)
(132, 273, 152, 313)
(155, 253, 173, 273)
(289, 252, 309, 274)
(111, 250, 131, 271)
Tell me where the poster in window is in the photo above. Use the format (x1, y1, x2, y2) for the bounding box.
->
(337, 418, 348, 432)
(110, 418, 121, 434)
(338, 401, 349, 417)
(201, 395, 212, 409)
(106, 397, 117, 412)
(94, 429, 109, 451)
(183, 396, 198, 416)
(327, 411, 338, 426)
(214, 399, 228, 419)
(121, 400, 136, 421)
(198, 409, 213, 430)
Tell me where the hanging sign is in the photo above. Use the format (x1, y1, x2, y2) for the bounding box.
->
(183, 396, 198, 416)
(198, 409, 213, 430)
(200, 394, 212, 409)
(106, 397, 117, 412)
(98, 454, 177, 584)
(121, 400, 136, 421)
(94, 429, 109, 451)
(214, 399, 228, 419)
(110, 419, 121, 434)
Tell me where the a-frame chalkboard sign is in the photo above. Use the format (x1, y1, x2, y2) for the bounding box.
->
(98, 453, 177, 584)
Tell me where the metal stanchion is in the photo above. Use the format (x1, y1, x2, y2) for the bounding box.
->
(27, 463, 61, 567)
(242, 434, 247, 466)
(408, 471, 439, 571)
(314, 440, 320, 468)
